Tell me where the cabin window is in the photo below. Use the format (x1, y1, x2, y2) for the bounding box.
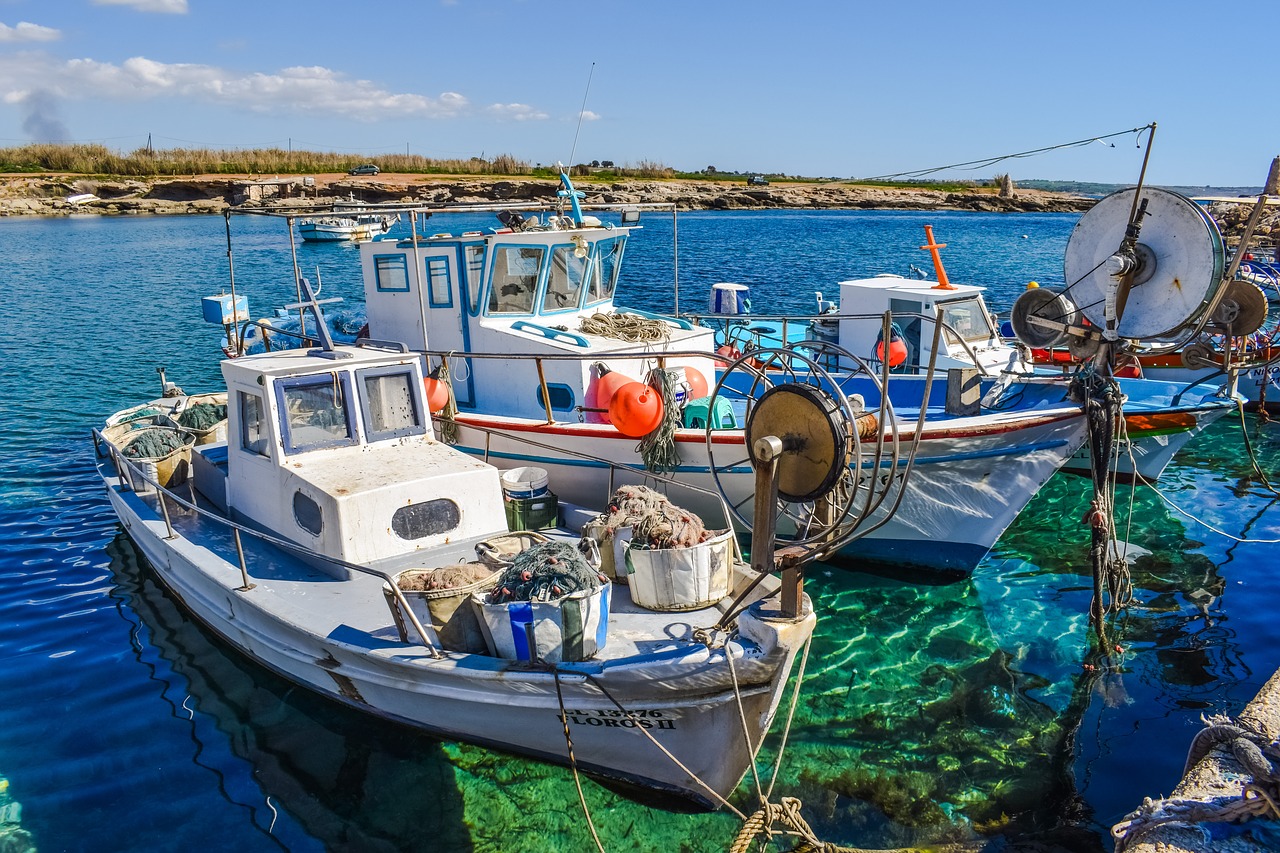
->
(358, 368, 424, 441)
(939, 298, 995, 345)
(487, 245, 543, 314)
(464, 244, 486, 313)
(374, 254, 410, 292)
(542, 244, 588, 312)
(293, 491, 323, 536)
(586, 236, 626, 305)
(427, 257, 452, 307)
(535, 383, 575, 413)
(277, 373, 357, 454)
(391, 499, 461, 540)
(239, 391, 269, 456)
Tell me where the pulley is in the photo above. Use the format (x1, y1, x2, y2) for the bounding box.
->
(1063, 187, 1225, 341)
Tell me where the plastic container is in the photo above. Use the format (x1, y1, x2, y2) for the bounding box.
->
(500, 466, 549, 499)
(474, 531, 550, 570)
(121, 427, 196, 488)
(176, 393, 229, 447)
(384, 567, 501, 653)
(504, 492, 558, 531)
(709, 282, 751, 315)
(623, 530, 734, 612)
(581, 518, 629, 584)
(475, 583, 611, 663)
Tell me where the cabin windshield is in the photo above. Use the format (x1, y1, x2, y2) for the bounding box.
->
(358, 367, 425, 441)
(542, 244, 589, 312)
(278, 373, 357, 454)
(586, 236, 626, 305)
(939, 297, 995, 345)
(487, 245, 544, 314)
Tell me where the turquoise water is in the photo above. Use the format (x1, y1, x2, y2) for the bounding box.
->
(2, 210, 1279, 851)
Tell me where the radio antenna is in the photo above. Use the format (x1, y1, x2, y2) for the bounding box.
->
(566, 62, 596, 169)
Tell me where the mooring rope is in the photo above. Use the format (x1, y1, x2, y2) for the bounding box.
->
(435, 358, 459, 445)
(1112, 713, 1280, 852)
(579, 312, 672, 343)
(553, 669, 607, 853)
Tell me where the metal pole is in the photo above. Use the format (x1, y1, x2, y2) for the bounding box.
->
(224, 211, 242, 354)
(672, 205, 680, 315)
(535, 358, 554, 424)
(233, 528, 254, 591)
(287, 215, 304, 328)
(750, 436, 790, 614)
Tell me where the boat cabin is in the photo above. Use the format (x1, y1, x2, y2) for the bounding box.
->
(357, 218, 717, 420)
(815, 276, 1022, 374)
(204, 344, 507, 577)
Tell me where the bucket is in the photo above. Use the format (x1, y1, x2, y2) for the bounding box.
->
(500, 466, 549, 499)
(176, 393, 228, 447)
(623, 530, 733, 612)
(474, 531, 550, 570)
(384, 565, 501, 653)
(709, 282, 751, 315)
(581, 518, 629, 584)
(475, 584, 611, 664)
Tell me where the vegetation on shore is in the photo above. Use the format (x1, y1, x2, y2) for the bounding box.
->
(0, 143, 998, 193)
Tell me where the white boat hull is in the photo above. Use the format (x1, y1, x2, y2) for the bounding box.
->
(448, 411, 1086, 573)
(101, 469, 813, 807)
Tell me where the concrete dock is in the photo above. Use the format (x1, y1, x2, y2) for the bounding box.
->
(1115, 668, 1280, 852)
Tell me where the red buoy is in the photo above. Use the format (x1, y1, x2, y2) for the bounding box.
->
(876, 338, 908, 368)
(608, 381, 664, 437)
(423, 370, 451, 413)
(684, 366, 709, 400)
(587, 364, 635, 424)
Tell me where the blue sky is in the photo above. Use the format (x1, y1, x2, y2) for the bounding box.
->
(0, 0, 1273, 186)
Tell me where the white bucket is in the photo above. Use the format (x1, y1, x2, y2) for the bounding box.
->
(709, 282, 751, 315)
(500, 466, 549, 499)
(623, 530, 733, 612)
(474, 584, 611, 663)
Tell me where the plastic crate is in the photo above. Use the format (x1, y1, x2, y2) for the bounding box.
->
(504, 492, 559, 531)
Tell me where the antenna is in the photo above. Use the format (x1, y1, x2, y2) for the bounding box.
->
(566, 62, 596, 169)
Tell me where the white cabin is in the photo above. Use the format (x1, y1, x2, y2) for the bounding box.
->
(205, 344, 507, 577)
(357, 219, 717, 420)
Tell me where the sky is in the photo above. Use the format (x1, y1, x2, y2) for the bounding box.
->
(0, 0, 1274, 187)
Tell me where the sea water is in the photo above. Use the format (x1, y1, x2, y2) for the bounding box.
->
(2, 210, 1279, 851)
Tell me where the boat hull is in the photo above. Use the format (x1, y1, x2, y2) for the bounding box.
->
(448, 410, 1086, 574)
(100, 469, 811, 808)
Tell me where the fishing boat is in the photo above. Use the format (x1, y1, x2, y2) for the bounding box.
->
(92, 298, 820, 809)
(217, 176, 1094, 574)
(298, 197, 400, 242)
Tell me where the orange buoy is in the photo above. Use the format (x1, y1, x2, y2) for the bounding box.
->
(587, 364, 635, 424)
(876, 338, 908, 368)
(608, 381, 664, 437)
(684, 366, 709, 400)
(714, 344, 741, 368)
(423, 371, 451, 413)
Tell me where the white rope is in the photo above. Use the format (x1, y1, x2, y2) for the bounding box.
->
(1147, 484, 1280, 543)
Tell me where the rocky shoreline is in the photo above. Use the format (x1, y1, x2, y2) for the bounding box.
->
(0, 173, 1097, 217)
(3, 174, 1274, 243)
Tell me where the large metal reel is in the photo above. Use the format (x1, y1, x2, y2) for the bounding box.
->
(1064, 187, 1226, 341)
(705, 344, 896, 549)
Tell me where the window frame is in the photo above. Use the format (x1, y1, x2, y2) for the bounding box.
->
(356, 365, 427, 442)
(373, 253, 411, 293)
(274, 372, 359, 455)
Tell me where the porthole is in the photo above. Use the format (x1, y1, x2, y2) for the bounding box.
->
(293, 491, 323, 536)
(392, 499, 461, 540)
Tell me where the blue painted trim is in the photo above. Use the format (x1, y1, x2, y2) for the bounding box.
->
(425, 257, 452, 308)
(622, 307, 694, 330)
(508, 602, 533, 661)
(511, 320, 590, 348)
(372, 254, 410, 292)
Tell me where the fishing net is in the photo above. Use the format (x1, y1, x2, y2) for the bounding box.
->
(600, 485, 710, 549)
(123, 429, 189, 459)
(487, 540, 606, 603)
(177, 402, 227, 431)
(397, 562, 494, 592)
(639, 368, 682, 474)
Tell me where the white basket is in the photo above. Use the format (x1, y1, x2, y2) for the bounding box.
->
(623, 530, 733, 612)
(475, 584, 610, 663)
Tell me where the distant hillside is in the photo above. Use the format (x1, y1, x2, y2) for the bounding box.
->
(1018, 179, 1263, 198)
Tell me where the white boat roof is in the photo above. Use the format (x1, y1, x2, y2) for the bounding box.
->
(221, 343, 419, 383)
(838, 275, 986, 301)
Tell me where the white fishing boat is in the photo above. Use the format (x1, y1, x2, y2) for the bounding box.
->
(298, 197, 400, 242)
(92, 301, 820, 809)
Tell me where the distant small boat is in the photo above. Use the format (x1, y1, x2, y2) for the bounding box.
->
(299, 197, 400, 242)
(66, 193, 98, 204)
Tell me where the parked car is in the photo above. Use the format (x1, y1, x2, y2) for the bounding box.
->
(747, 175, 769, 186)
(348, 164, 380, 176)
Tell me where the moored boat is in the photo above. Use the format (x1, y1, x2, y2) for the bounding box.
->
(92, 306, 819, 808)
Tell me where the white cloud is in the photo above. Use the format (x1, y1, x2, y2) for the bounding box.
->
(92, 0, 189, 13)
(486, 103, 549, 122)
(0, 22, 61, 42)
(0, 53, 473, 120)
(580, 110, 601, 121)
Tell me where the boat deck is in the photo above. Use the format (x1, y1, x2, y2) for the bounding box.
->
(109, 474, 748, 667)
